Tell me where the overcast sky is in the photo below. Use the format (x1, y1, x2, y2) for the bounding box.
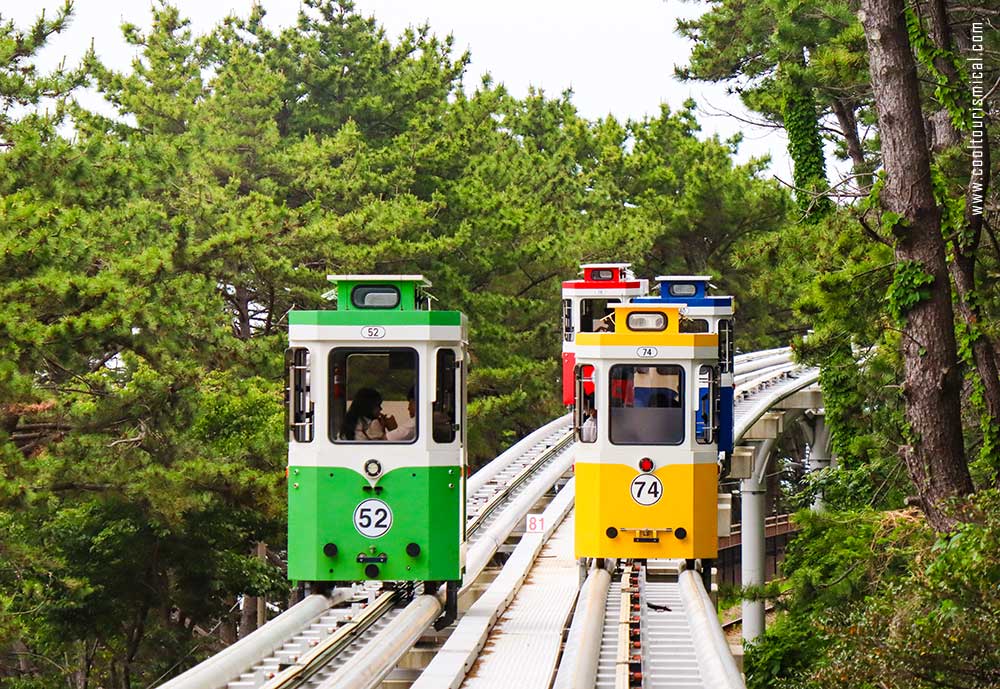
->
(10, 0, 795, 178)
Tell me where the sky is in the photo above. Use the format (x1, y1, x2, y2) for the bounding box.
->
(9, 0, 796, 179)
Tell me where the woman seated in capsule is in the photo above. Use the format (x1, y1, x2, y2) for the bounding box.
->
(341, 387, 398, 440)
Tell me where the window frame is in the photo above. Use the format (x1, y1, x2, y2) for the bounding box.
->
(575, 364, 597, 444)
(626, 311, 668, 332)
(562, 299, 574, 342)
(286, 347, 314, 443)
(433, 347, 460, 444)
(696, 364, 719, 445)
(350, 284, 401, 310)
(328, 347, 419, 444)
(608, 363, 685, 446)
(581, 298, 616, 333)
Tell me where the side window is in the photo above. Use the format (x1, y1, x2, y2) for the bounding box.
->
(330, 349, 417, 442)
(696, 365, 718, 444)
(562, 299, 574, 342)
(575, 364, 597, 443)
(286, 347, 314, 442)
(434, 349, 458, 443)
(679, 317, 710, 333)
(719, 319, 734, 374)
(581, 299, 615, 333)
(609, 364, 684, 445)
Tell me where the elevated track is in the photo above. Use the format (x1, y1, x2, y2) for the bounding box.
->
(159, 348, 818, 689)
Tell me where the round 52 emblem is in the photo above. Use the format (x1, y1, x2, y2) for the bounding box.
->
(630, 475, 663, 506)
(353, 499, 393, 537)
(361, 326, 386, 339)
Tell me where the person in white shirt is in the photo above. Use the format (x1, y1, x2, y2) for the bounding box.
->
(387, 387, 416, 441)
(580, 407, 598, 443)
(342, 387, 398, 440)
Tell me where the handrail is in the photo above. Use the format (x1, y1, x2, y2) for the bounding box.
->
(679, 570, 746, 688)
(156, 592, 350, 689)
(734, 368, 820, 444)
(550, 562, 611, 689)
(258, 590, 397, 689)
(466, 430, 574, 535)
(411, 480, 577, 689)
(467, 413, 570, 496)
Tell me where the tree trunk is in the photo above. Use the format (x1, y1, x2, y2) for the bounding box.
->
(859, 0, 974, 531)
(233, 285, 252, 340)
(922, 0, 1000, 474)
(239, 596, 259, 638)
(830, 97, 868, 178)
(219, 598, 238, 645)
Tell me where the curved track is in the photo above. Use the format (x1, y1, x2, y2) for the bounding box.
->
(159, 349, 816, 689)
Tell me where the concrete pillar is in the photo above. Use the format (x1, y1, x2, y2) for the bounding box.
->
(741, 438, 773, 643)
(798, 411, 832, 512)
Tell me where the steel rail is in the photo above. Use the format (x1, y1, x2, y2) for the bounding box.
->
(551, 563, 612, 689)
(734, 363, 799, 397)
(734, 361, 796, 389)
(734, 368, 820, 444)
(734, 347, 790, 365)
(466, 414, 571, 497)
(733, 354, 793, 378)
(254, 590, 398, 689)
(311, 595, 443, 689)
(466, 430, 575, 536)
(157, 592, 352, 689)
(410, 480, 577, 688)
(678, 570, 745, 688)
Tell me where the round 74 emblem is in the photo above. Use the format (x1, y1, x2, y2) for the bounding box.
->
(630, 475, 663, 506)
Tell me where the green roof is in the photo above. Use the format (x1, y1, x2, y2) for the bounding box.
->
(289, 310, 464, 326)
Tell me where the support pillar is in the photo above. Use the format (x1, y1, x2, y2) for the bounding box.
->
(741, 438, 773, 643)
(798, 410, 832, 512)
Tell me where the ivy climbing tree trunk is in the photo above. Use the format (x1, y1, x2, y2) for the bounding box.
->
(781, 66, 832, 220)
(860, 0, 974, 531)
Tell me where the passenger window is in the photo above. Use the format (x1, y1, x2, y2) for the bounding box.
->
(679, 317, 710, 333)
(581, 299, 615, 333)
(575, 364, 597, 444)
(609, 364, 684, 445)
(329, 349, 417, 442)
(434, 349, 458, 443)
